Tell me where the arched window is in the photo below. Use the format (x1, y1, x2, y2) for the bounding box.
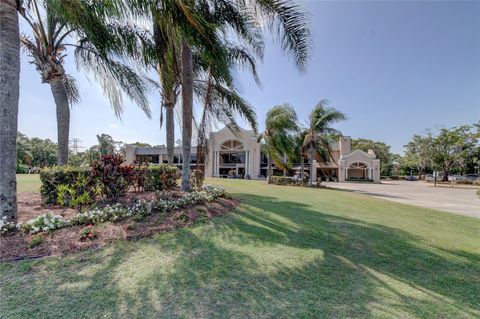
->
(348, 162, 369, 169)
(220, 140, 244, 151)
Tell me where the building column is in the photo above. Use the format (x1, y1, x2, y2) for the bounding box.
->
(245, 150, 249, 179)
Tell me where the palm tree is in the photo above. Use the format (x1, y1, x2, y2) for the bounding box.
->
(0, 0, 21, 223)
(113, 0, 311, 191)
(258, 104, 299, 178)
(303, 100, 346, 186)
(181, 0, 311, 190)
(293, 130, 308, 179)
(19, 0, 152, 165)
(96, 134, 116, 156)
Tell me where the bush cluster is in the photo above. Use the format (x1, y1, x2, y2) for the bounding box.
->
(40, 167, 94, 204)
(40, 155, 181, 206)
(268, 176, 320, 187)
(144, 165, 180, 192)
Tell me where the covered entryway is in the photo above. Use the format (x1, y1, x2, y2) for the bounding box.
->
(347, 162, 372, 181)
(217, 139, 247, 178)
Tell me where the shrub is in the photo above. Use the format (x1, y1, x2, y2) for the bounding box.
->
(40, 167, 94, 204)
(16, 164, 29, 174)
(268, 176, 321, 187)
(126, 162, 148, 193)
(144, 165, 180, 192)
(190, 169, 205, 191)
(91, 154, 132, 203)
(29, 234, 43, 248)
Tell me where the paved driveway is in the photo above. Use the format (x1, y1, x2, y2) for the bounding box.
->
(323, 180, 480, 218)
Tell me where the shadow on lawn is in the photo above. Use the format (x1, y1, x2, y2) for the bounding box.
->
(4, 194, 479, 318)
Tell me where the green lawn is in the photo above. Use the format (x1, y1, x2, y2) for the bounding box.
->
(1, 179, 479, 318)
(16, 174, 41, 193)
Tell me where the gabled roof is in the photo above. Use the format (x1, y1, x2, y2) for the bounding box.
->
(342, 148, 376, 160)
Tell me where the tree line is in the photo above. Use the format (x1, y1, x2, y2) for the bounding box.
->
(0, 0, 312, 222)
(402, 123, 479, 181)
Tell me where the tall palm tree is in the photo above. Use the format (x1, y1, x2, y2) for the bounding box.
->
(303, 100, 346, 185)
(258, 104, 299, 178)
(181, 0, 311, 190)
(0, 0, 21, 223)
(118, 0, 311, 191)
(19, 0, 152, 165)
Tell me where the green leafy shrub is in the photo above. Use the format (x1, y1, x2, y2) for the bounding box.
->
(29, 234, 43, 248)
(268, 176, 320, 187)
(16, 164, 29, 174)
(40, 167, 94, 204)
(144, 165, 180, 192)
(91, 154, 133, 203)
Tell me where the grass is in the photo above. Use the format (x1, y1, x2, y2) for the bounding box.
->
(1, 178, 479, 318)
(16, 174, 41, 193)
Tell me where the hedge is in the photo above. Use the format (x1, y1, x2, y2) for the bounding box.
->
(40, 167, 94, 204)
(144, 165, 181, 191)
(268, 176, 322, 187)
(40, 165, 182, 205)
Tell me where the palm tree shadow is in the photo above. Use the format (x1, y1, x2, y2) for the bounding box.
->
(14, 193, 479, 318)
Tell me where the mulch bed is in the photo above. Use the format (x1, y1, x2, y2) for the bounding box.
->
(0, 192, 239, 262)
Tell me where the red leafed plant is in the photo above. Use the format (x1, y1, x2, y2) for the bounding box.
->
(91, 154, 132, 203)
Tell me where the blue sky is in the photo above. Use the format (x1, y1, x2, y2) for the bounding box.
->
(18, 0, 479, 154)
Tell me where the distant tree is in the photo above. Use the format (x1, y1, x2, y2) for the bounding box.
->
(96, 134, 116, 156)
(351, 138, 394, 176)
(403, 134, 434, 178)
(16, 132, 57, 167)
(432, 125, 478, 181)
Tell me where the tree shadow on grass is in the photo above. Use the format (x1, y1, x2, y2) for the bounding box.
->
(1, 193, 479, 318)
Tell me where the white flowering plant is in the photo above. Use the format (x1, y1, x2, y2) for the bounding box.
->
(0, 216, 17, 235)
(19, 213, 66, 234)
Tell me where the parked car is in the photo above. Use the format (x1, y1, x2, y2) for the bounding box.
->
(448, 175, 465, 182)
(425, 174, 434, 182)
(405, 175, 417, 181)
(465, 174, 479, 181)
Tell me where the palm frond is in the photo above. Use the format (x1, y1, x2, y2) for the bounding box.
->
(63, 74, 80, 105)
(74, 41, 151, 118)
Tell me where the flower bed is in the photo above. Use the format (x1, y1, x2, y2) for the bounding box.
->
(13, 185, 228, 235)
(0, 185, 237, 261)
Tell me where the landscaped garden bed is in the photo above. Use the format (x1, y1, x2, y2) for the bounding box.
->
(0, 155, 238, 261)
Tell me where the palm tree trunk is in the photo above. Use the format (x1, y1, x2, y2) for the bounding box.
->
(0, 0, 20, 223)
(180, 39, 193, 192)
(309, 148, 314, 186)
(267, 154, 272, 178)
(300, 156, 305, 179)
(50, 79, 70, 165)
(165, 103, 174, 164)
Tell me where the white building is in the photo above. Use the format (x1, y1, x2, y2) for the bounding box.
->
(125, 127, 380, 183)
